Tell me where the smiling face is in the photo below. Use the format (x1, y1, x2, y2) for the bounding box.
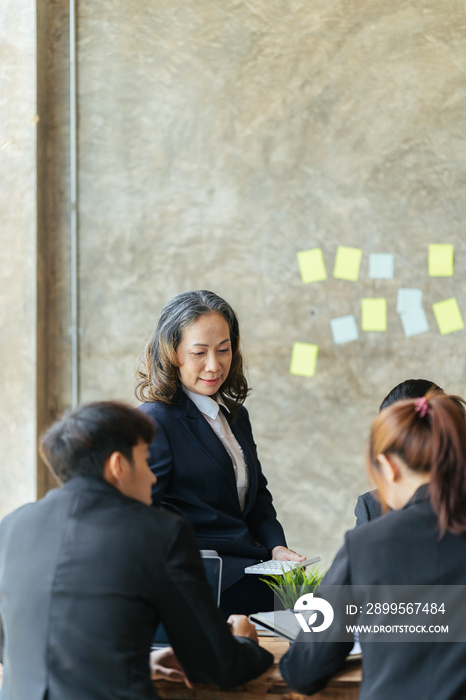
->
(176, 313, 232, 396)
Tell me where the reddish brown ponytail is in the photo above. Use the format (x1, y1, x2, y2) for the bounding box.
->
(428, 393, 466, 535)
(368, 391, 466, 536)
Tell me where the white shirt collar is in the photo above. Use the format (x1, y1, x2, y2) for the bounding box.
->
(182, 386, 220, 420)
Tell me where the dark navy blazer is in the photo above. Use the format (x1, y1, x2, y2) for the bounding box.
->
(139, 392, 287, 590)
(0, 477, 273, 700)
(354, 489, 383, 527)
(281, 485, 466, 700)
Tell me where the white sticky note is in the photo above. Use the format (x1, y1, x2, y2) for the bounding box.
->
(330, 315, 359, 344)
(400, 308, 430, 337)
(369, 253, 394, 279)
(397, 288, 423, 315)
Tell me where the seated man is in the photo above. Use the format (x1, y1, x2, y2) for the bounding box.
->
(0, 401, 273, 699)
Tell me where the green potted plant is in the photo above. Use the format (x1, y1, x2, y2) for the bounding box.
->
(261, 564, 325, 609)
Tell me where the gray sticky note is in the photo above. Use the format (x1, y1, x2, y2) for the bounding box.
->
(369, 253, 394, 279)
(400, 308, 430, 337)
(330, 315, 359, 344)
(397, 288, 423, 314)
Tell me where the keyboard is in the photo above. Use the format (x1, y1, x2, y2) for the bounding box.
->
(244, 556, 321, 575)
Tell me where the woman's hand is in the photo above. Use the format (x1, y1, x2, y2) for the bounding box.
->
(271, 545, 306, 562)
(150, 647, 193, 688)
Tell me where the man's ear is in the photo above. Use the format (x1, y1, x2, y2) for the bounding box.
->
(376, 453, 401, 483)
(103, 451, 124, 487)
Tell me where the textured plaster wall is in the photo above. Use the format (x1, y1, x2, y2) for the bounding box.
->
(2, 1, 466, 564)
(71, 0, 466, 563)
(74, 0, 466, 563)
(0, 0, 38, 515)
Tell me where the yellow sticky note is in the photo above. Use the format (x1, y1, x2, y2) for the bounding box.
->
(428, 244, 454, 277)
(289, 343, 318, 378)
(361, 298, 387, 331)
(333, 246, 362, 281)
(297, 248, 327, 283)
(433, 298, 464, 334)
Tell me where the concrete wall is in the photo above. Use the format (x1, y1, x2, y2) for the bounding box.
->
(2, 1, 466, 564)
(0, 0, 38, 515)
(75, 0, 466, 564)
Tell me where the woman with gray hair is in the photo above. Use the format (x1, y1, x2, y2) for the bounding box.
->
(136, 290, 304, 616)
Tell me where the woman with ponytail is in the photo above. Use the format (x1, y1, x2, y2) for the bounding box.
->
(369, 390, 466, 535)
(281, 390, 466, 700)
(354, 377, 446, 526)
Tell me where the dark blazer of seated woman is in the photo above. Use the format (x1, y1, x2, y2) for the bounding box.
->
(281, 391, 466, 700)
(354, 488, 382, 526)
(354, 378, 444, 527)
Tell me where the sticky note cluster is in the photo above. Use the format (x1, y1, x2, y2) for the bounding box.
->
(291, 242, 462, 379)
(297, 246, 364, 283)
(297, 246, 397, 284)
(427, 244, 462, 333)
(297, 242, 456, 284)
(329, 302, 390, 343)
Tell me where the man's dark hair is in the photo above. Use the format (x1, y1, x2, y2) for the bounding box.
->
(40, 401, 156, 483)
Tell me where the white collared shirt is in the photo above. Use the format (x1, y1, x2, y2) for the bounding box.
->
(182, 387, 249, 511)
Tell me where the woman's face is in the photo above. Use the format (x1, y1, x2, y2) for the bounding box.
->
(176, 312, 232, 396)
(372, 453, 429, 511)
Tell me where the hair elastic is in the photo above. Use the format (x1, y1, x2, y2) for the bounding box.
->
(414, 396, 430, 418)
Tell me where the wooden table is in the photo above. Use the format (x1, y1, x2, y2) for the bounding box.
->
(155, 637, 361, 699)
